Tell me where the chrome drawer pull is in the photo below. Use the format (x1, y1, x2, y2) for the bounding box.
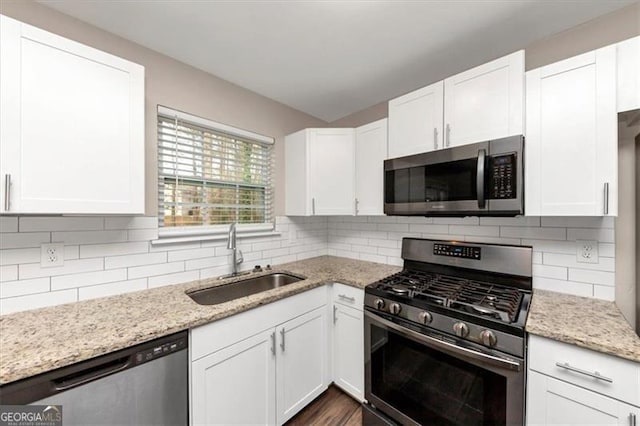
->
(555, 362, 613, 383)
(280, 328, 285, 352)
(270, 332, 276, 356)
(630, 413, 637, 426)
(333, 305, 338, 323)
(4, 174, 10, 211)
(338, 294, 356, 302)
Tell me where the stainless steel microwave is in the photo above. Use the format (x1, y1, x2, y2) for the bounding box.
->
(384, 135, 524, 216)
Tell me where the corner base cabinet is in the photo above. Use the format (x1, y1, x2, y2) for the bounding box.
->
(526, 335, 640, 426)
(0, 15, 145, 214)
(190, 286, 329, 426)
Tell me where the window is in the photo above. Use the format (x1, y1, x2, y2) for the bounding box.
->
(157, 106, 274, 238)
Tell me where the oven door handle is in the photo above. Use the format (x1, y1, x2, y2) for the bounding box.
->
(365, 311, 522, 372)
(477, 149, 486, 209)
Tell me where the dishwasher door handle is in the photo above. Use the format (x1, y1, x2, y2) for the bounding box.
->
(53, 356, 131, 392)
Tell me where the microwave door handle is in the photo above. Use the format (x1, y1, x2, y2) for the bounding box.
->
(477, 149, 486, 209)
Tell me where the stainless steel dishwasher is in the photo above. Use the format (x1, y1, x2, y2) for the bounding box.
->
(0, 330, 188, 426)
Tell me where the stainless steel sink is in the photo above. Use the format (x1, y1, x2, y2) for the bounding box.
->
(187, 273, 304, 306)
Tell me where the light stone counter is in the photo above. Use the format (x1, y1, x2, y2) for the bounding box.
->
(0, 256, 400, 385)
(527, 289, 640, 363)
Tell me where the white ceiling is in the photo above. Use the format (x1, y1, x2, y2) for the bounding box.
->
(38, 0, 635, 122)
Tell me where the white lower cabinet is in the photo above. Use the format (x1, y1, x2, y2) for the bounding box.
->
(190, 286, 329, 426)
(527, 371, 639, 426)
(191, 329, 277, 425)
(332, 302, 364, 402)
(527, 335, 640, 426)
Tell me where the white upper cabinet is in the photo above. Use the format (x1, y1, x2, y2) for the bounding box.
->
(0, 15, 145, 215)
(526, 46, 617, 216)
(388, 81, 443, 158)
(285, 128, 355, 216)
(444, 50, 524, 148)
(387, 51, 524, 158)
(617, 36, 640, 113)
(355, 119, 387, 216)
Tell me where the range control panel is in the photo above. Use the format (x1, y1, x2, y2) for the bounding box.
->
(434, 243, 481, 260)
(489, 154, 517, 199)
(134, 335, 187, 365)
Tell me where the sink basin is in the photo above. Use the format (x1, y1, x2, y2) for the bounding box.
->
(188, 273, 304, 306)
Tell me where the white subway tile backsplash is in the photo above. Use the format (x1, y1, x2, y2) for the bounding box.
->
(0, 265, 18, 282)
(0, 248, 41, 266)
(0, 232, 50, 249)
(148, 270, 199, 288)
(20, 217, 103, 232)
(1, 277, 50, 298)
(51, 269, 127, 291)
(0, 217, 18, 233)
(104, 252, 167, 269)
(104, 216, 158, 230)
(80, 241, 149, 259)
(78, 278, 147, 301)
(20, 258, 104, 279)
(128, 261, 185, 279)
(0, 289, 77, 315)
(0, 214, 620, 313)
(52, 230, 127, 245)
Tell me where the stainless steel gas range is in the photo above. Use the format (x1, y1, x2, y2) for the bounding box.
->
(363, 238, 532, 426)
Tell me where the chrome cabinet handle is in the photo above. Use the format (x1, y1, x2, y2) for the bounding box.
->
(603, 182, 609, 215)
(312, 198, 315, 215)
(4, 174, 10, 211)
(555, 362, 613, 383)
(477, 149, 486, 209)
(445, 123, 451, 147)
(270, 331, 276, 356)
(333, 305, 338, 323)
(433, 127, 438, 150)
(280, 328, 285, 352)
(630, 413, 637, 426)
(338, 294, 356, 302)
(354, 198, 359, 216)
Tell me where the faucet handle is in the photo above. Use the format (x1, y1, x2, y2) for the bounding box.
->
(237, 249, 244, 264)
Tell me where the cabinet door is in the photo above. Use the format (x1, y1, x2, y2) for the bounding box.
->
(388, 81, 444, 158)
(0, 15, 144, 214)
(276, 306, 328, 424)
(332, 303, 364, 402)
(355, 119, 387, 216)
(191, 329, 276, 426)
(444, 51, 524, 148)
(527, 370, 639, 426)
(309, 129, 355, 215)
(526, 46, 617, 216)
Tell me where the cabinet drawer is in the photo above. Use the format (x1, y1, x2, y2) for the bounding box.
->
(333, 283, 364, 309)
(529, 335, 640, 406)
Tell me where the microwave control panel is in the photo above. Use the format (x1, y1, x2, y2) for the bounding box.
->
(489, 154, 516, 199)
(433, 243, 481, 260)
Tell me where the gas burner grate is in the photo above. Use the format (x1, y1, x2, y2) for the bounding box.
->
(373, 270, 523, 323)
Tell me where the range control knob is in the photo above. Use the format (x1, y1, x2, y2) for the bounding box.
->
(479, 330, 497, 347)
(418, 311, 433, 325)
(453, 322, 469, 338)
(390, 303, 402, 315)
(374, 299, 385, 310)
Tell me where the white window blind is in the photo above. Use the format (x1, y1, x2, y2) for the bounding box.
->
(157, 107, 274, 235)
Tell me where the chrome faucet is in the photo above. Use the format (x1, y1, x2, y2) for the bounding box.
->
(226, 223, 244, 277)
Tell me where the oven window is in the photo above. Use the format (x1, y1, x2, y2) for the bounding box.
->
(370, 324, 506, 426)
(385, 158, 478, 204)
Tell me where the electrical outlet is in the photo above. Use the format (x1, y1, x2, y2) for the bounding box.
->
(576, 240, 598, 264)
(41, 243, 65, 268)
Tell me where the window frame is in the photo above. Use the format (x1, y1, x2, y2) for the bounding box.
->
(156, 105, 276, 243)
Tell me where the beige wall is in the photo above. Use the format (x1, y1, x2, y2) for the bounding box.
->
(331, 2, 640, 128)
(0, 0, 326, 217)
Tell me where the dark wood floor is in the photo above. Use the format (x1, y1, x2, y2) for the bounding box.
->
(285, 385, 362, 426)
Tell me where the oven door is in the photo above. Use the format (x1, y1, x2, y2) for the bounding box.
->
(364, 310, 525, 426)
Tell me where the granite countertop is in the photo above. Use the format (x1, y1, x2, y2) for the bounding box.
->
(0, 256, 400, 385)
(526, 289, 640, 363)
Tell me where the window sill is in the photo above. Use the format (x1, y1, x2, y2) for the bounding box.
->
(151, 229, 280, 246)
